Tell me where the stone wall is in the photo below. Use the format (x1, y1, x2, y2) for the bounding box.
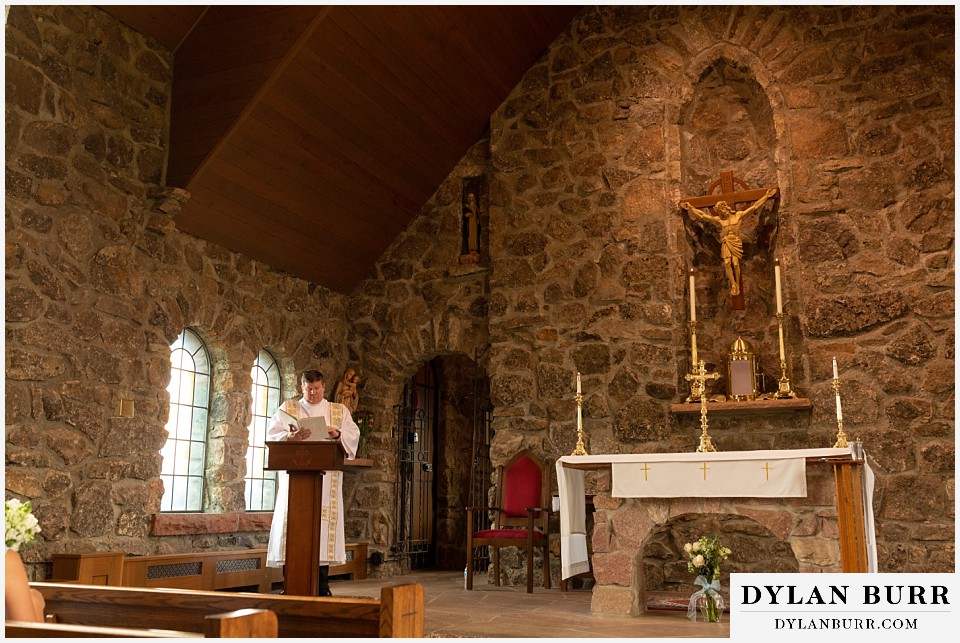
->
(4, 5, 954, 591)
(350, 4, 954, 595)
(5, 5, 351, 572)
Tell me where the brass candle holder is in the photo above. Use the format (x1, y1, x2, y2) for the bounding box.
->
(775, 313, 797, 398)
(686, 360, 720, 452)
(685, 320, 702, 402)
(571, 374, 588, 456)
(833, 376, 848, 448)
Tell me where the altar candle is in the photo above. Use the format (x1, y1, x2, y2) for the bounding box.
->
(689, 268, 696, 322)
(833, 357, 843, 421)
(774, 259, 783, 313)
(576, 372, 581, 396)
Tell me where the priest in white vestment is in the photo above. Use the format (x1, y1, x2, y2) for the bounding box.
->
(266, 369, 360, 596)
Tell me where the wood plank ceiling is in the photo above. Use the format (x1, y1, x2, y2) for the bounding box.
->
(98, 5, 580, 293)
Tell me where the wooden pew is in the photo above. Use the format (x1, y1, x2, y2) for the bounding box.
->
(33, 581, 424, 638)
(6, 607, 278, 638)
(6, 621, 198, 638)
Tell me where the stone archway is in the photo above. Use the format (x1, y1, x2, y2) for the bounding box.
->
(639, 512, 800, 602)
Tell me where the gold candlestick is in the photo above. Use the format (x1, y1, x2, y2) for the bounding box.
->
(832, 373, 848, 448)
(685, 360, 720, 452)
(685, 320, 702, 402)
(775, 312, 797, 398)
(571, 372, 588, 455)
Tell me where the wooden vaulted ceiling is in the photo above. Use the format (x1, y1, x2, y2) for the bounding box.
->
(98, 5, 580, 293)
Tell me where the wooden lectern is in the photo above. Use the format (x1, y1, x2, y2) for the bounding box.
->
(265, 440, 345, 596)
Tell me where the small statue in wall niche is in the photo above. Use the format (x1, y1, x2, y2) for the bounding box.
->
(460, 176, 483, 265)
(334, 368, 361, 414)
(680, 188, 778, 297)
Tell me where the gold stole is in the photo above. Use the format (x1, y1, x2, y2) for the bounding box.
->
(325, 403, 344, 558)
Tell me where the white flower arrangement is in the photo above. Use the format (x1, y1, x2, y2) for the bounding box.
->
(5, 498, 41, 552)
(683, 534, 731, 581)
(684, 534, 731, 622)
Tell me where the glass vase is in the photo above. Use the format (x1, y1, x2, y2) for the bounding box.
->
(697, 588, 724, 623)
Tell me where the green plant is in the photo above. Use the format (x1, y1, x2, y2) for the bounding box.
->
(354, 410, 372, 439)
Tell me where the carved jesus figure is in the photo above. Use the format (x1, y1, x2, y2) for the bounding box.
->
(680, 188, 778, 296)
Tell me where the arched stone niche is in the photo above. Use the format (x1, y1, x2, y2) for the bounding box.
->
(589, 466, 841, 616)
(640, 512, 800, 599)
(676, 52, 793, 397)
(679, 57, 779, 197)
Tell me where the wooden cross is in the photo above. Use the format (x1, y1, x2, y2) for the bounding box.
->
(679, 171, 779, 310)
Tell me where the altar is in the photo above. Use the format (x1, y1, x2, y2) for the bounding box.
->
(556, 447, 877, 616)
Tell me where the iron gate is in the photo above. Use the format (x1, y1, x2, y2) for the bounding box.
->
(467, 367, 493, 574)
(393, 363, 436, 570)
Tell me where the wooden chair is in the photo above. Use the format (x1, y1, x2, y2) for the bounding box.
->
(466, 449, 552, 593)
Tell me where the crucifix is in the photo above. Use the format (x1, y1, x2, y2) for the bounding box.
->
(685, 360, 721, 452)
(679, 171, 779, 310)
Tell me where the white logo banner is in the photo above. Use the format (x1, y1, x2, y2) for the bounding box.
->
(731, 573, 958, 641)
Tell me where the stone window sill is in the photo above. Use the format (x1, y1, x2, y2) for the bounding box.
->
(151, 512, 273, 536)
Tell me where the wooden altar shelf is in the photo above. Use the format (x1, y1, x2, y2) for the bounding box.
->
(669, 397, 812, 417)
(345, 457, 373, 467)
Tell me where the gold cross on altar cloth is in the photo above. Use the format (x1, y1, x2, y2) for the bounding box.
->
(762, 461, 774, 481)
(638, 462, 652, 481)
(700, 462, 710, 480)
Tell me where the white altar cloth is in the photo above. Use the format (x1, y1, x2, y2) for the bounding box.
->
(556, 447, 876, 580)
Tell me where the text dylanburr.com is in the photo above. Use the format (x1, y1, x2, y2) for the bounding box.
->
(730, 573, 958, 640)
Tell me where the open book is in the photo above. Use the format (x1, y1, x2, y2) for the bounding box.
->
(277, 408, 331, 441)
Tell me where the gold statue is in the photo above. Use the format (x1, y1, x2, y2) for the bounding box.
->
(333, 368, 361, 414)
(680, 188, 778, 296)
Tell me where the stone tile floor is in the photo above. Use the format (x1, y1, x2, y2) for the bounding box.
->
(329, 570, 730, 638)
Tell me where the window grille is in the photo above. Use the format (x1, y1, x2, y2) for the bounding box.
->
(245, 349, 281, 511)
(159, 328, 211, 512)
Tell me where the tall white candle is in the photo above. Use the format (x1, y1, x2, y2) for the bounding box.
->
(833, 357, 842, 421)
(774, 259, 783, 313)
(576, 372, 581, 396)
(689, 268, 696, 322)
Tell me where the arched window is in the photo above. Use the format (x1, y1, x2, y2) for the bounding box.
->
(245, 349, 281, 511)
(160, 328, 211, 512)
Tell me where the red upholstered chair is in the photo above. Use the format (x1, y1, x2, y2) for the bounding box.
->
(465, 449, 552, 593)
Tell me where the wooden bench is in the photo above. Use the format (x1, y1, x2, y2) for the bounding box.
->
(6, 621, 198, 638)
(51, 544, 368, 590)
(6, 607, 278, 638)
(33, 581, 424, 638)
